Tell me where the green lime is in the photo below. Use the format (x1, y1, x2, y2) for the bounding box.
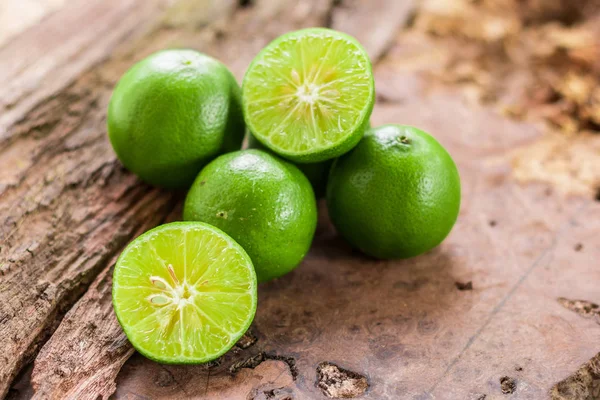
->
(183, 149, 317, 282)
(245, 132, 332, 198)
(327, 125, 461, 259)
(294, 160, 333, 199)
(108, 49, 245, 189)
(242, 28, 374, 163)
(112, 222, 257, 364)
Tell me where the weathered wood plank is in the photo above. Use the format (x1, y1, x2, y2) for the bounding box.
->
(0, 0, 181, 395)
(0, 0, 174, 140)
(30, 266, 135, 400)
(0, 0, 68, 47)
(0, 74, 177, 396)
(30, 203, 182, 400)
(330, 0, 417, 62)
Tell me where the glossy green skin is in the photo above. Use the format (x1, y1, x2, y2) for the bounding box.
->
(108, 49, 245, 189)
(295, 161, 333, 199)
(245, 133, 332, 198)
(183, 150, 317, 282)
(327, 125, 461, 259)
(242, 28, 374, 163)
(245, 119, 370, 197)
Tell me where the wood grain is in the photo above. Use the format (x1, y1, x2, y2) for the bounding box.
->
(0, 0, 178, 396)
(330, 0, 417, 62)
(30, 266, 135, 400)
(0, 0, 67, 47)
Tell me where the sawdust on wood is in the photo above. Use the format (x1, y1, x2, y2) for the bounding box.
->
(408, 0, 600, 134)
(500, 376, 517, 394)
(510, 131, 600, 198)
(316, 362, 368, 398)
(376, 0, 600, 198)
(551, 352, 600, 400)
(558, 297, 600, 324)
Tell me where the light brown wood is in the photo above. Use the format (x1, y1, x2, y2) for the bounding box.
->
(0, 0, 177, 396)
(1, 0, 599, 399)
(30, 266, 135, 400)
(0, 0, 67, 47)
(330, 0, 417, 62)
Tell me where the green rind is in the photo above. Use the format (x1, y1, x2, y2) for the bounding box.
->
(327, 125, 461, 259)
(108, 49, 245, 189)
(245, 120, 371, 197)
(112, 221, 257, 364)
(245, 132, 333, 198)
(183, 150, 317, 282)
(242, 28, 375, 163)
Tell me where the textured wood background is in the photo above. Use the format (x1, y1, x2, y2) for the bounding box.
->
(1, 1, 599, 399)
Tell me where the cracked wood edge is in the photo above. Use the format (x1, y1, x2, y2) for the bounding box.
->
(0, 0, 172, 141)
(0, 79, 179, 393)
(29, 204, 183, 400)
(0, 0, 189, 395)
(30, 266, 135, 400)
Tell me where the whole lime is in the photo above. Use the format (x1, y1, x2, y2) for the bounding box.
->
(108, 49, 245, 189)
(327, 125, 461, 259)
(183, 149, 317, 281)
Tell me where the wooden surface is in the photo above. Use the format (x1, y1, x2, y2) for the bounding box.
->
(1, 1, 599, 399)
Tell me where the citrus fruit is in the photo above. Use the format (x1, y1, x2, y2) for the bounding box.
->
(112, 222, 257, 364)
(294, 160, 333, 199)
(242, 28, 374, 163)
(183, 149, 317, 282)
(245, 132, 332, 198)
(327, 125, 461, 259)
(108, 49, 245, 189)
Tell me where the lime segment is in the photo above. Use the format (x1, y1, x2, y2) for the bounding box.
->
(242, 28, 374, 162)
(112, 222, 257, 364)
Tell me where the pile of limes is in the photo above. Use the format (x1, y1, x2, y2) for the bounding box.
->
(109, 29, 460, 364)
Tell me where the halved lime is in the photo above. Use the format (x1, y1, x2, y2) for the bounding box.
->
(112, 222, 257, 364)
(242, 28, 374, 163)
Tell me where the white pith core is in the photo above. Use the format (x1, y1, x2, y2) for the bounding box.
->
(147, 264, 206, 309)
(296, 82, 320, 104)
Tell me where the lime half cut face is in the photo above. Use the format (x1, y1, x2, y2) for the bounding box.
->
(112, 222, 257, 364)
(242, 28, 374, 163)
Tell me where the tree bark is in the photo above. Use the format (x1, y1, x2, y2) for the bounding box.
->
(30, 266, 134, 400)
(0, 0, 178, 395)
